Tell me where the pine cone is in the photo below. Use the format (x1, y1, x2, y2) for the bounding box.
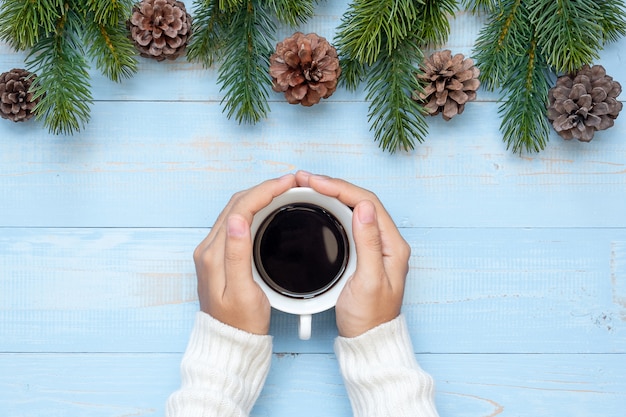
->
(547, 65, 622, 142)
(128, 0, 192, 61)
(413, 50, 480, 121)
(269, 32, 341, 107)
(0, 68, 40, 122)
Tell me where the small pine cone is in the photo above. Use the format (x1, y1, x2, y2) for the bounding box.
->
(0, 68, 40, 122)
(269, 32, 341, 107)
(413, 50, 480, 121)
(128, 0, 192, 61)
(547, 65, 622, 142)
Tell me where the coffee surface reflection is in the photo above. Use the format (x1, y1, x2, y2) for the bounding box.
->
(253, 203, 350, 298)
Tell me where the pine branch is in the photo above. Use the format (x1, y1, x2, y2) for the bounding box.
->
(87, 0, 134, 26)
(471, 0, 625, 154)
(462, 0, 499, 13)
(187, 0, 228, 68)
(417, 0, 459, 47)
(594, 0, 626, 44)
(474, 1, 552, 153)
(335, 0, 458, 152)
(84, 19, 138, 82)
(220, 0, 244, 12)
(338, 56, 367, 91)
(499, 35, 551, 154)
(264, 0, 317, 26)
(365, 34, 427, 153)
(218, 0, 274, 124)
(27, 9, 93, 135)
(189, 0, 319, 124)
(531, 0, 602, 73)
(0, 0, 64, 50)
(335, 0, 421, 66)
(473, 0, 523, 91)
(1, 1, 138, 134)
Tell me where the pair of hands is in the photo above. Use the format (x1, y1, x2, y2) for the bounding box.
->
(193, 171, 411, 338)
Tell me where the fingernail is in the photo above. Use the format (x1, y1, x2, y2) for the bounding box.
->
(357, 201, 376, 224)
(227, 215, 247, 237)
(297, 170, 312, 180)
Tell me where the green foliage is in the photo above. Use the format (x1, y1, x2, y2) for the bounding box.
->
(366, 34, 427, 152)
(530, 0, 602, 73)
(0, 0, 138, 135)
(27, 9, 92, 135)
(84, 20, 138, 82)
(335, 0, 459, 152)
(265, 0, 316, 26)
(336, 0, 421, 66)
(186, 0, 227, 68)
(471, 0, 626, 154)
(87, 0, 133, 26)
(417, 0, 458, 47)
(499, 36, 552, 153)
(338, 57, 367, 92)
(219, 0, 244, 12)
(597, 0, 626, 43)
(218, 1, 274, 123)
(473, 0, 524, 91)
(189, 0, 318, 124)
(462, 0, 499, 13)
(0, 0, 64, 49)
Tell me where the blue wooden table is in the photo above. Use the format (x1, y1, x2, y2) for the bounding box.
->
(1, 3, 625, 416)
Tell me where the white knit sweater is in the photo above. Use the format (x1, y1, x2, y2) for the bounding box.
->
(166, 312, 439, 417)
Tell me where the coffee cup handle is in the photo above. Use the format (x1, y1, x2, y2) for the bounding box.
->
(298, 314, 312, 340)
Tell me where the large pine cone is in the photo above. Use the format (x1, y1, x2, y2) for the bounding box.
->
(128, 0, 192, 61)
(413, 50, 480, 121)
(547, 65, 622, 142)
(269, 32, 341, 107)
(0, 68, 40, 122)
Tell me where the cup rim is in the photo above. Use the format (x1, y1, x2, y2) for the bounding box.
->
(250, 187, 356, 315)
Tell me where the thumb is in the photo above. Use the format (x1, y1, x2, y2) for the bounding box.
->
(352, 200, 385, 281)
(224, 214, 254, 293)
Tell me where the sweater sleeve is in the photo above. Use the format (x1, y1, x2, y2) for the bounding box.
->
(334, 315, 439, 417)
(166, 311, 273, 417)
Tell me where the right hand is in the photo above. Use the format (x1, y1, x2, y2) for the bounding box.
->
(295, 171, 410, 338)
(193, 174, 297, 335)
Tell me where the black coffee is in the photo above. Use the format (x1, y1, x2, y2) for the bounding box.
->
(253, 203, 349, 299)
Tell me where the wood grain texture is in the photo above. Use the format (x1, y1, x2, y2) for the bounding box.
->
(1, 101, 625, 228)
(0, 353, 624, 417)
(1, 2, 625, 416)
(1, 227, 624, 354)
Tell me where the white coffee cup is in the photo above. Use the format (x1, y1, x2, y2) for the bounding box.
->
(250, 187, 356, 340)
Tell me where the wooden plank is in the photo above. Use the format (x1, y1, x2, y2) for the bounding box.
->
(1, 101, 625, 228)
(0, 353, 624, 417)
(2, 227, 625, 354)
(612, 241, 626, 321)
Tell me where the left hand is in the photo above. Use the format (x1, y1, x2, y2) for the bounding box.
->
(295, 171, 409, 338)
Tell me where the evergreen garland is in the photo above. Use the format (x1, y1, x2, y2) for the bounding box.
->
(0, 0, 138, 135)
(468, 0, 626, 153)
(334, 0, 459, 153)
(187, 0, 317, 124)
(1, 0, 622, 153)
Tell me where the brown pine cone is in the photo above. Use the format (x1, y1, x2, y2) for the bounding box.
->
(413, 50, 480, 121)
(269, 32, 341, 107)
(128, 0, 192, 61)
(547, 65, 622, 142)
(0, 68, 40, 122)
